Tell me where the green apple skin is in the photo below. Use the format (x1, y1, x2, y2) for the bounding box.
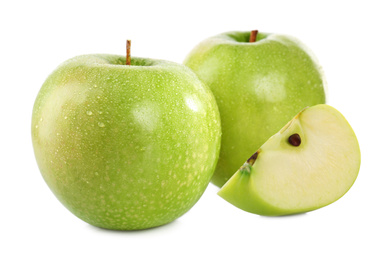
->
(184, 31, 327, 187)
(32, 55, 221, 230)
(218, 105, 361, 216)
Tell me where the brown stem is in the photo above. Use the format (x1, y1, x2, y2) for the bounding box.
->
(126, 40, 131, 65)
(249, 30, 258, 43)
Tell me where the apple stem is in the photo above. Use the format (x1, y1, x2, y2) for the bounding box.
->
(249, 30, 258, 43)
(126, 40, 131, 65)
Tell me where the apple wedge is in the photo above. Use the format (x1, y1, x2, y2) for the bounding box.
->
(218, 104, 360, 216)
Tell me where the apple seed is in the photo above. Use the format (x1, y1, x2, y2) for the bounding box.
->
(288, 133, 301, 146)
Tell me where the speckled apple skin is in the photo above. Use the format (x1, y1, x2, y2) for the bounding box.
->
(32, 55, 221, 230)
(184, 31, 327, 187)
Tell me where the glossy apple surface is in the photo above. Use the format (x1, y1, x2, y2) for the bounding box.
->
(32, 55, 221, 230)
(184, 31, 327, 187)
(218, 104, 360, 216)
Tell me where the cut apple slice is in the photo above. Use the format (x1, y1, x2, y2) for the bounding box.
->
(218, 104, 361, 216)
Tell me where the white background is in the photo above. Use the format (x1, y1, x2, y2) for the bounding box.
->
(1, 0, 381, 259)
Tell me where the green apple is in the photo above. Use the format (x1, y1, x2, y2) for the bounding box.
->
(184, 30, 327, 187)
(218, 104, 360, 216)
(32, 54, 221, 230)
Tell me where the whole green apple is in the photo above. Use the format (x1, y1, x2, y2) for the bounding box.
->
(184, 30, 327, 187)
(32, 54, 221, 230)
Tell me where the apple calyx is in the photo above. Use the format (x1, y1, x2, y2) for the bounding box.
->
(239, 162, 252, 175)
(249, 30, 258, 43)
(239, 150, 260, 174)
(246, 150, 259, 165)
(126, 40, 131, 65)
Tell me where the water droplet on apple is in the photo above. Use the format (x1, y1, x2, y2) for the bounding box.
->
(98, 122, 105, 127)
(35, 125, 38, 128)
(86, 111, 93, 116)
(64, 116, 68, 119)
